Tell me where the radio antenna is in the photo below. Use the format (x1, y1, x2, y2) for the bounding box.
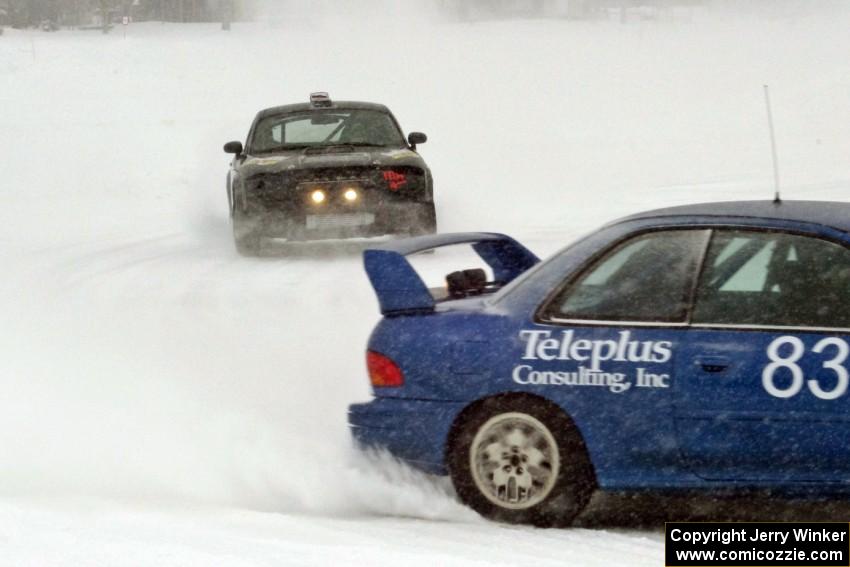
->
(763, 85, 781, 204)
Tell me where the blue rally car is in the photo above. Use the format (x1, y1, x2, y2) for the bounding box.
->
(349, 200, 850, 526)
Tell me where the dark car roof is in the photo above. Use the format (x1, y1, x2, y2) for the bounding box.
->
(614, 200, 850, 232)
(257, 101, 391, 119)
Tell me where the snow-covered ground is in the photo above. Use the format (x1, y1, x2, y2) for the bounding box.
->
(2, 3, 850, 564)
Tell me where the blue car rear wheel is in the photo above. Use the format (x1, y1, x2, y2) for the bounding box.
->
(447, 394, 596, 527)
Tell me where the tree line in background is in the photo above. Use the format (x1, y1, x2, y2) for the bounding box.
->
(0, 0, 254, 28)
(440, 0, 707, 21)
(1, 0, 845, 30)
(438, 0, 844, 21)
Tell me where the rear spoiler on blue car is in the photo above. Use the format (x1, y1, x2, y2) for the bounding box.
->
(363, 232, 540, 316)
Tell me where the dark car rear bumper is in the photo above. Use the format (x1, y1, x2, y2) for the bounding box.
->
(239, 201, 435, 241)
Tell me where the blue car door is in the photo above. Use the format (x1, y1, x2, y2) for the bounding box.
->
(674, 227, 850, 482)
(535, 228, 710, 481)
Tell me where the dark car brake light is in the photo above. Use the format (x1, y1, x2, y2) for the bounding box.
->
(367, 350, 404, 387)
(382, 170, 407, 191)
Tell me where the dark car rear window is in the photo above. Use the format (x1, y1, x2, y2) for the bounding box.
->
(250, 109, 405, 153)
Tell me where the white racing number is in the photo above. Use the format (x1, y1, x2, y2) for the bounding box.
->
(809, 337, 849, 400)
(763, 336, 850, 400)
(762, 336, 804, 398)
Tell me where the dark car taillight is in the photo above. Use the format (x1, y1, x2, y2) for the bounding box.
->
(367, 350, 404, 387)
(382, 170, 407, 191)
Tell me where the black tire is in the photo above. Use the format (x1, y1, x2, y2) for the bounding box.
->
(446, 393, 596, 527)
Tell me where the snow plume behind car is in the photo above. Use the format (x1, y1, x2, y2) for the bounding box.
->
(0, 245, 471, 520)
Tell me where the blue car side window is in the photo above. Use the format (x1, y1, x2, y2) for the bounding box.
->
(544, 229, 710, 323)
(693, 230, 850, 328)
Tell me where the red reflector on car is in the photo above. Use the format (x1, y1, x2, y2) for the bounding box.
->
(382, 170, 407, 191)
(367, 350, 404, 387)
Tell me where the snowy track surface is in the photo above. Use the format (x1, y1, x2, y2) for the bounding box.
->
(2, 4, 850, 565)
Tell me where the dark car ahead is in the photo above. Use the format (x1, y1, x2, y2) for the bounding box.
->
(224, 93, 436, 255)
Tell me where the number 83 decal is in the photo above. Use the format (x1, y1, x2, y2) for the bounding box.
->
(763, 336, 849, 400)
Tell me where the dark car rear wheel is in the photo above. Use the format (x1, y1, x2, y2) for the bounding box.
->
(413, 202, 437, 235)
(447, 394, 596, 527)
(234, 231, 261, 256)
(232, 213, 262, 256)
